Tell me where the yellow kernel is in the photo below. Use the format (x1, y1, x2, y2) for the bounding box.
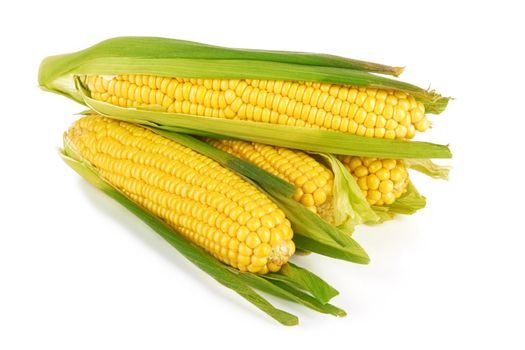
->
(385, 130, 396, 139)
(382, 192, 396, 205)
(356, 125, 366, 136)
(374, 128, 386, 138)
(379, 180, 394, 194)
(416, 118, 430, 132)
(357, 177, 368, 191)
(376, 168, 390, 181)
(238, 255, 251, 266)
(238, 242, 253, 256)
(302, 180, 317, 194)
(393, 106, 406, 122)
(245, 233, 262, 249)
(269, 230, 284, 246)
(396, 125, 408, 138)
(390, 167, 404, 182)
(354, 165, 369, 177)
(410, 108, 425, 123)
(383, 104, 394, 119)
(369, 190, 382, 201)
(385, 119, 398, 130)
(300, 194, 315, 207)
(363, 96, 376, 112)
(347, 89, 358, 103)
(367, 174, 380, 190)
(368, 160, 383, 173)
(313, 189, 328, 205)
(354, 108, 367, 124)
(236, 226, 250, 242)
(364, 113, 377, 128)
(349, 157, 362, 170)
(382, 159, 397, 170)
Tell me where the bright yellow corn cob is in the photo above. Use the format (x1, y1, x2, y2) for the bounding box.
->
(338, 156, 409, 205)
(206, 138, 334, 217)
(86, 75, 430, 140)
(66, 116, 295, 274)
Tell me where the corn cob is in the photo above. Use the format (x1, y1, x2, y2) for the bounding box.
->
(338, 156, 409, 205)
(65, 115, 295, 274)
(86, 75, 429, 140)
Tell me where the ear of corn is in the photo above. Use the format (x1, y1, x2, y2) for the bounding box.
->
(86, 74, 429, 140)
(150, 127, 370, 263)
(66, 116, 295, 274)
(60, 132, 346, 324)
(39, 37, 447, 112)
(39, 37, 452, 159)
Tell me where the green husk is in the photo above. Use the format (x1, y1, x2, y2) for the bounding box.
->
(263, 262, 339, 304)
(60, 136, 345, 325)
(405, 159, 451, 180)
(314, 153, 380, 232)
(39, 37, 449, 112)
(79, 93, 451, 159)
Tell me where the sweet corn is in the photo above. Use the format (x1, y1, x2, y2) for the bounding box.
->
(206, 139, 334, 216)
(86, 75, 429, 140)
(338, 156, 409, 205)
(66, 115, 295, 273)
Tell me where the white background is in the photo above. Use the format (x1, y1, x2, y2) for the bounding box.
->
(1, 0, 523, 349)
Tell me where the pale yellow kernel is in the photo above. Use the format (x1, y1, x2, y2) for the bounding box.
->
(357, 177, 368, 191)
(416, 118, 430, 132)
(364, 113, 377, 128)
(347, 120, 358, 134)
(379, 180, 394, 194)
(383, 104, 394, 119)
(338, 87, 349, 100)
(347, 89, 358, 103)
(385, 119, 398, 130)
(385, 130, 396, 139)
(313, 189, 327, 205)
(382, 159, 397, 170)
(365, 128, 375, 138)
(368, 160, 383, 173)
(394, 91, 408, 99)
(376, 168, 390, 181)
(390, 167, 404, 181)
(382, 192, 396, 205)
(406, 124, 416, 139)
(236, 226, 250, 241)
(393, 106, 406, 122)
(301, 194, 315, 207)
(245, 233, 262, 249)
(396, 125, 408, 138)
(374, 128, 386, 138)
(367, 174, 380, 190)
(340, 101, 350, 117)
(356, 125, 366, 136)
(354, 108, 367, 124)
(369, 190, 382, 201)
(386, 95, 398, 105)
(270, 230, 284, 246)
(348, 158, 362, 170)
(354, 165, 369, 177)
(363, 96, 376, 112)
(339, 118, 349, 132)
(376, 90, 388, 101)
